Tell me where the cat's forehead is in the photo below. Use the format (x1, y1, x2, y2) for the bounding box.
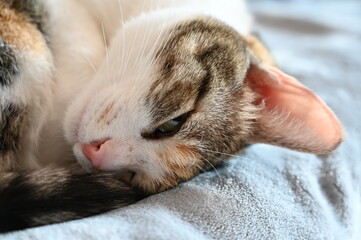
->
(84, 17, 251, 133)
(146, 17, 250, 123)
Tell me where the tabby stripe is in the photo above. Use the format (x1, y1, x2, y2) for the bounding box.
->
(0, 104, 25, 153)
(0, 169, 147, 233)
(0, 38, 20, 86)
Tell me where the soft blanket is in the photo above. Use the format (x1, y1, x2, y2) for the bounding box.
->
(3, 1, 361, 239)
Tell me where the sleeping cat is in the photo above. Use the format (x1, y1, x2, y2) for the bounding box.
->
(0, 0, 343, 232)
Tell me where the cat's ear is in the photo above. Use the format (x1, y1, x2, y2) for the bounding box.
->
(247, 62, 344, 154)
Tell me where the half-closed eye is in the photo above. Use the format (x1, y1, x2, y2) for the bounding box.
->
(142, 112, 189, 139)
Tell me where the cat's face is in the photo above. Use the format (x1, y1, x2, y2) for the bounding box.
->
(64, 16, 343, 193)
(64, 17, 257, 192)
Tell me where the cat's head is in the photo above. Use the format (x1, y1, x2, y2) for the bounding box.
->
(64, 16, 343, 193)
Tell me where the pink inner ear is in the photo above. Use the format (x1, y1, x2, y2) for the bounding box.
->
(248, 65, 343, 154)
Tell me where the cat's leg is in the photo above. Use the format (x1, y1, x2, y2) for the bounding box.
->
(0, 1, 53, 170)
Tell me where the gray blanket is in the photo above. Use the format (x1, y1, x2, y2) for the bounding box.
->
(3, 1, 361, 239)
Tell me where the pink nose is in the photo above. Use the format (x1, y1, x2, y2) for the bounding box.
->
(82, 139, 111, 168)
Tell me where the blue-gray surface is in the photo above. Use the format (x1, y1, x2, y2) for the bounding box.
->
(3, 1, 361, 239)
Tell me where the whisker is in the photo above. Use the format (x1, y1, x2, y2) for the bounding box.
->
(118, 0, 125, 75)
(188, 152, 206, 172)
(145, 22, 173, 69)
(192, 162, 206, 172)
(133, 0, 151, 72)
(131, 21, 167, 93)
(83, 56, 97, 74)
(138, 22, 175, 84)
(197, 147, 228, 165)
(121, 0, 145, 79)
(200, 155, 221, 180)
(201, 149, 239, 158)
(200, 148, 256, 162)
(101, 21, 109, 75)
(188, 151, 200, 167)
(135, 13, 179, 91)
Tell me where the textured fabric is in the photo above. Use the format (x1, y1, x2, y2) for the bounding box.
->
(3, 1, 361, 239)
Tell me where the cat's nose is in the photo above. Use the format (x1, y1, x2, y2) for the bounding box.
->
(82, 139, 111, 168)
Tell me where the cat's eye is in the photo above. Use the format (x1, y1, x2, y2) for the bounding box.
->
(157, 114, 187, 133)
(143, 112, 189, 139)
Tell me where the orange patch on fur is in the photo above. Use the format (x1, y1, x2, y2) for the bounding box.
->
(131, 146, 203, 194)
(244, 35, 277, 67)
(131, 173, 175, 193)
(96, 103, 115, 125)
(149, 143, 202, 192)
(0, 3, 47, 55)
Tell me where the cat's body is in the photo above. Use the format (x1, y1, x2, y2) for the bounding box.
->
(0, 0, 343, 232)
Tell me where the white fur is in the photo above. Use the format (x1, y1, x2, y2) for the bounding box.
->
(28, 0, 252, 182)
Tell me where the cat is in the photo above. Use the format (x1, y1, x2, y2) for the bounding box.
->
(0, 0, 343, 233)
